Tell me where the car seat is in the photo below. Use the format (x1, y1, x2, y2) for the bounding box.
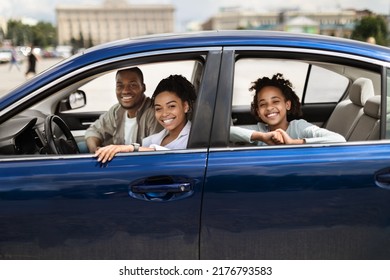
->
(347, 95, 381, 141)
(325, 77, 374, 139)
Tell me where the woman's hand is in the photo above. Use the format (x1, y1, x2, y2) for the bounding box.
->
(94, 144, 133, 163)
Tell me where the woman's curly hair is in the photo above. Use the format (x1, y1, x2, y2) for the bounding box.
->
(250, 73, 302, 122)
(152, 74, 197, 112)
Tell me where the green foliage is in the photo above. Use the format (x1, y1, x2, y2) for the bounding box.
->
(31, 22, 57, 47)
(69, 31, 94, 51)
(5, 20, 57, 48)
(351, 15, 388, 46)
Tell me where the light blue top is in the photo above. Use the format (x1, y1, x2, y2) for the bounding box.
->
(142, 121, 191, 150)
(230, 119, 346, 145)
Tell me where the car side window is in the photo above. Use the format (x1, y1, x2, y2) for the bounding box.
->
(305, 65, 349, 103)
(231, 56, 382, 146)
(0, 56, 205, 158)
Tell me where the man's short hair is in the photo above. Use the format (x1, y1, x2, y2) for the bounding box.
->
(116, 67, 144, 84)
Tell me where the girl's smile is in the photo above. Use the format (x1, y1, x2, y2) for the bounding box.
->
(256, 86, 290, 131)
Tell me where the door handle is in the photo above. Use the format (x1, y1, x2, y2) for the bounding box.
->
(131, 182, 191, 194)
(374, 168, 390, 190)
(129, 179, 193, 202)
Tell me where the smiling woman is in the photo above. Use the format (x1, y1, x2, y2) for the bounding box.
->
(94, 74, 197, 163)
(144, 74, 197, 149)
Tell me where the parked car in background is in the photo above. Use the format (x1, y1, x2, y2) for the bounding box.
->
(0, 47, 25, 65)
(55, 45, 73, 59)
(0, 48, 12, 63)
(1, 30, 390, 259)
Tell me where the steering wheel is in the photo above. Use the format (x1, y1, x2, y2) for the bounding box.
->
(44, 115, 80, 154)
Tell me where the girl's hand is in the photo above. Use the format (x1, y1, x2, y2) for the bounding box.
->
(269, 130, 285, 145)
(94, 144, 133, 163)
(257, 131, 285, 145)
(275, 129, 305, 144)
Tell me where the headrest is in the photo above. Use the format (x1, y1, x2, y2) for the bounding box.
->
(364, 95, 381, 119)
(349, 78, 375, 106)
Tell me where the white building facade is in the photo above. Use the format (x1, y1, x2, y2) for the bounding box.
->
(56, 0, 175, 46)
(202, 8, 371, 38)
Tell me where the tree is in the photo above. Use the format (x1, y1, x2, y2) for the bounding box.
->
(31, 22, 57, 47)
(0, 27, 5, 43)
(351, 15, 388, 46)
(6, 20, 29, 46)
(5, 20, 56, 48)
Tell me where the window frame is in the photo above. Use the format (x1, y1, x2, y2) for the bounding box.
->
(210, 46, 389, 148)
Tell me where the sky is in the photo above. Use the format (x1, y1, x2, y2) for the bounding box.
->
(1, 0, 389, 31)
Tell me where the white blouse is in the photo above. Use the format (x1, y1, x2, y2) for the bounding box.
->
(142, 121, 191, 150)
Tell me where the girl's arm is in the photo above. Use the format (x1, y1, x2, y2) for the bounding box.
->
(251, 130, 285, 145)
(280, 120, 346, 144)
(229, 125, 284, 145)
(302, 126, 346, 144)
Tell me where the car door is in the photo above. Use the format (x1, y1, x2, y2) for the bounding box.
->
(0, 49, 222, 259)
(200, 48, 390, 259)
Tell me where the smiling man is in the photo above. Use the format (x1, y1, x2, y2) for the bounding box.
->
(85, 67, 162, 153)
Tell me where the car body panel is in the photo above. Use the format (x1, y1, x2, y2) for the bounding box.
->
(0, 151, 207, 259)
(201, 144, 390, 259)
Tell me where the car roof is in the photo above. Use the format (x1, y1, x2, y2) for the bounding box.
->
(83, 30, 390, 62)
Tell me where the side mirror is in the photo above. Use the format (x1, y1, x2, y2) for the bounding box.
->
(58, 90, 86, 112)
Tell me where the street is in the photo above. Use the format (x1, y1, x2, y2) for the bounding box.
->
(0, 57, 63, 97)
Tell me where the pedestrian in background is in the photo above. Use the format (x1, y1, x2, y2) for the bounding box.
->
(25, 45, 38, 79)
(8, 48, 20, 72)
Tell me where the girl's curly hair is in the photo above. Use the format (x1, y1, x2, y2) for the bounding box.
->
(152, 74, 196, 112)
(250, 73, 302, 122)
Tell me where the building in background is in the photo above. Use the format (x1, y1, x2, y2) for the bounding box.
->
(56, 0, 174, 46)
(201, 8, 372, 38)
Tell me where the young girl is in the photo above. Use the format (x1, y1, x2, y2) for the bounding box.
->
(95, 74, 196, 163)
(230, 73, 346, 145)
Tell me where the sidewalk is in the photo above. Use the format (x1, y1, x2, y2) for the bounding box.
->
(0, 58, 63, 97)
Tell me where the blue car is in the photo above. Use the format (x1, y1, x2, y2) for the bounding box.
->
(1, 30, 390, 259)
